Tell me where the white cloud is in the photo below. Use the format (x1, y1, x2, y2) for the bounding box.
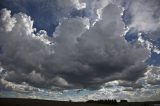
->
(57, 0, 86, 10)
(0, 78, 38, 93)
(0, 8, 16, 32)
(13, 12, 36, 35)
(112, 0, 160, 32)
(153, 47, 160, 54)
(34, 30, 53, 45)
(137, 33, 153, 52)
(0, 65, 4, 74)
(128, 0, 160, 32)
(137, 32, 160, 55)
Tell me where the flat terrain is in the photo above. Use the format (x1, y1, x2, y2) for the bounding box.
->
(0, 98, 159, 106)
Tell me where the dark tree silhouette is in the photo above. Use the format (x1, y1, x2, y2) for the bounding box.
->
(86, 99, 118, 105)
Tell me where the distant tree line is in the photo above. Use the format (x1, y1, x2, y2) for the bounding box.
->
(86, 99, 118, 105)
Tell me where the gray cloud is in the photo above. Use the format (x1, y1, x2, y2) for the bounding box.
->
(0, 3, 149, 92)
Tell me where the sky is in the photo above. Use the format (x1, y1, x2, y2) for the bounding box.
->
(0, 0, 160, 102)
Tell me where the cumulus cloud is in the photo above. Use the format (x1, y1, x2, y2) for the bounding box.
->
(2, 0, 160, 102)
(0, 0, 89, 35)
(128, 0, 160, 32)
(0, 9, 16, 32)
(0, 2, 149, 93)
(112, 0, 160, 66)
(113, 0, 160, 32)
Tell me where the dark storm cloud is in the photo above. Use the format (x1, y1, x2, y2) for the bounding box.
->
(0, 3, 149, 91)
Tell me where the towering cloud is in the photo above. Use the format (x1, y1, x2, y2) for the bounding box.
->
(0, 3, 149, 91)
(1, 0, 160, 102)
